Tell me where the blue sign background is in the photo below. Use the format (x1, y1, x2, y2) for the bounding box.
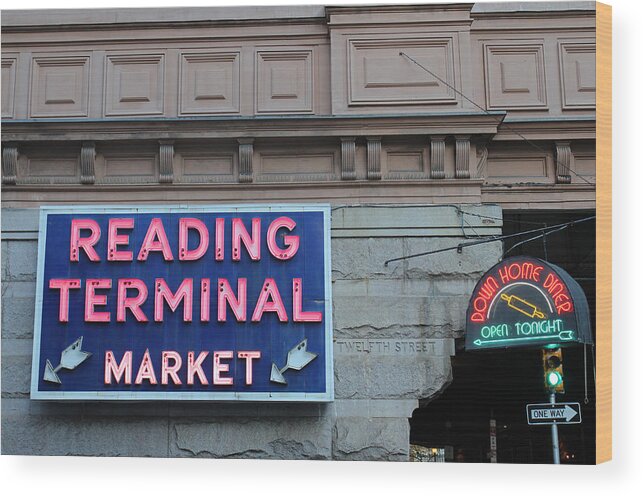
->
(31, 206, 332, 401)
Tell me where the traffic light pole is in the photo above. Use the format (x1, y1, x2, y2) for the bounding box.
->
(550, 392, 560, 464)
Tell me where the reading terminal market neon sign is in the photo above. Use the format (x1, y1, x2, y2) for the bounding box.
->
(465, 256, 593, 351)
(30, 205, 333, 402)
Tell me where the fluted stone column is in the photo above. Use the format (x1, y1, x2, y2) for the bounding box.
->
(2, 144, 18, 185)
(238, 138, 254, 183)
(430, 136, 446, 179)
(80, 141, 96, 184)
(159, 140, 175, 183)
(340, 137, 356, 180)
(555, 141, 572, 184)
(455, 136, 471, 179)
(366, 137, 382, 180)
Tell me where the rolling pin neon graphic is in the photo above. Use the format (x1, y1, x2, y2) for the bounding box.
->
(500, 293, 545, 319)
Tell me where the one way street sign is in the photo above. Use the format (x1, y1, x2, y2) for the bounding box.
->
(526, 402, 582, 425)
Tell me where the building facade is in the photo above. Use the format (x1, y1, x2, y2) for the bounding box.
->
(1, 2, 596, 460)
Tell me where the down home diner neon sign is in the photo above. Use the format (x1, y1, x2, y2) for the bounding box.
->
(465, 256, 592, 351)
(30, 205, 333, 401)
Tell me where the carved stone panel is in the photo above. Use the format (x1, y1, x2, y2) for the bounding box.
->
(1, 57, 17, 119)
(385, 150, 426, 180)
(179, 52, 240, 115)
(105, 54, 164, 116)
(102, 155, 157, 183)
(348, 37, 456, 106)
(486, 156, 551, 184)
(572, 153, 596, 184)
(559, 42, 596, 109)
(256, 50, 313, 113)
(30, 55, 90, 117)
(258, 152, 336, 182)
(484, 44, 547, 109)
(180, 154, 236, 183)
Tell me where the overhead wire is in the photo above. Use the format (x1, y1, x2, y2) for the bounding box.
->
(398, 52, 595, 186)
(383, 215, 595, 266)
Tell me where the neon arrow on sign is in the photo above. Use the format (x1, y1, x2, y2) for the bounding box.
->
(473, 330, 575, 347)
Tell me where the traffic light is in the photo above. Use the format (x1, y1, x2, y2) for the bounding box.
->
(542, 347, 564, 393)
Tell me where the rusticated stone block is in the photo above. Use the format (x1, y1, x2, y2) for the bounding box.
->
(333, 417, 409, 461)
(331, 237, 404, 280)
(1, 241, 8, 281)
(1, 339, 33, 395)
(1, 399, 169, 457)
(333, 295, 430, 336)
(171, 417, 332, 459)
(6, 240, 38, 282)
(1, 281, 36, 339)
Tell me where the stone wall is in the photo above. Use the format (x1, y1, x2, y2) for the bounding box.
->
(1, 204, 503, 459)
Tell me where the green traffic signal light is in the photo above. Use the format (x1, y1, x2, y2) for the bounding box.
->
(542, 348, 565, 393)
(547, 371, 562, 388)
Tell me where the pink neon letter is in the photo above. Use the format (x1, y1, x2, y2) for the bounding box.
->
(137, 218, 174, 261)
(49, 279, 81, 322)
(200, 279, 210, 322)
(213, 351, 233, 385)
(187, 351, 209, 385)
(292, 278, 322, 322)
(107, 218, 134, 261)
(238, 351, 261, 385)
(116, 279, 148, 322)
(104, 351, 132, 384)
(85, 279, 112, 322)
(217, 278, 247, 322)
(70, 219, 101, 262)
(135, 349, 157, 384)
(154, 278, 193, 322)
(179, 218, 209, 261)
(215, 218, 225, 261)
(232, 218, 261, 261)
(267, 216, 299, 260)
(251, 278, 288, 322)
(161, 351, 182, 385)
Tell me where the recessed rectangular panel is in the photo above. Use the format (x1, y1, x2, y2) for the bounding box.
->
(386, 152, 424, 173)
(256, 50, 313, 113)
(105, 54, 164, 116)
(2, 57, 17, 118)
(348, 38, 456, 105)
(487, 157, 550, 183)
(27, 158, 78, 177)
(572, 155, 596, 183)
(259, 154, 335, 181)
(30, 205, 333, 401)
(30, 56, 90, 117)
(484, 44, 548, 109)
(180, 52, 240, 115)
(105, 157, 156, 177)
(181, 155, 235, 183)
(559, 43, 596, 109)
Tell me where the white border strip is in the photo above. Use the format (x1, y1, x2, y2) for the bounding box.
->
(30, 204, 334, 402)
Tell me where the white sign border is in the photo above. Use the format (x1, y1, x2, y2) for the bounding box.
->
(29, 203, 334, 402)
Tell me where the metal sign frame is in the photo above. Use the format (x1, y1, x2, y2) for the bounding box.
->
(30, 204, 334, 402)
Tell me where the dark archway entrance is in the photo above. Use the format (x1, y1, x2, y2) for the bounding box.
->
(409, 211, 596, 464)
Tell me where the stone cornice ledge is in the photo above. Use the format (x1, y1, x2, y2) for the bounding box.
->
(1, 113, 505, 142)
(495, 117, 596, 141)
